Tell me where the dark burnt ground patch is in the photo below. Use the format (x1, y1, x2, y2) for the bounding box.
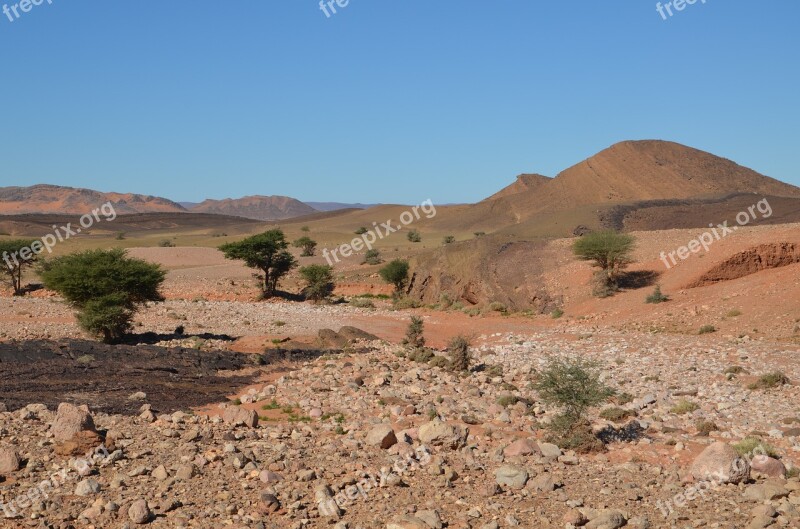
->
(0, 339, 256, 415)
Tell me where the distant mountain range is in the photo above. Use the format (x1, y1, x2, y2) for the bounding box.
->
(0, 186, 376, 221)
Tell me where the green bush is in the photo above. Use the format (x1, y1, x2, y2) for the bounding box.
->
(158, 239, 176, 248)
(354, 227, 368, 235)
(293, 236, 318, 257)
(407, 229, 422, 243)
(0, 239, 38, 295)
(428, 356, 449, 368)
(442, 235, 456, 245)
(534, 357, 614, 449)
(646, 285, 669, 304)
(698, 325, 716, 335)
(733, 437, 779, 458)
(573, 230, 635, 296)
(379, 259, 410, 293)
(299, 264, 334, 302)
(362, 249, 382, 265)
(474, 232, 486, 238)
(403, 316, 426, 349)
(670, 399, 699, 415)
(349, 297, 375, 309)
(551, 308, 564, 319)
(40, 248, 165, 343)
(219, 230, 297, 298)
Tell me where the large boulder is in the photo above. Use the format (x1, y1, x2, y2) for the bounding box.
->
(503, 438, 540, 457)
(51, 403, 97, 442)
(418, 419, 466, 449)
(494, 464, 529, 490)
(750, 455, 786, 478)
(366, 425, 398, 449)
(222, 406, 259, 428)
(690, 442, 750, 484)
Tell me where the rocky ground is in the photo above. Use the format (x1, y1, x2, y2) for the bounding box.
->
(1, 304, 799, 528)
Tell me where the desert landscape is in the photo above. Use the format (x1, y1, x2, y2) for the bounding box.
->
(2, 3, 799, 529)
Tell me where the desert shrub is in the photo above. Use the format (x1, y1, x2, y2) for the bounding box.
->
(442, 235, 456, 245)
(40, 248, 165, 343)
(299, 264, 334, 302)
(646, 285, 669, 304)
(698, 325, 716, 335)
(748, 371, 790, 390)
(573, 230, 635, 296)
(407, 229, 422, 243)
(670, 399, 699, 415)
(403, 316, 426, 349)
(487, 301, 506, 313)
(392, 297, 421, 309)
(726, 309, 742, 317)
(474, 231, 486, 238)
(599, 407, 635, 422)
(724, 365, 747, 375)
(354, 227, 368, 235)
(429, 356, 449, 369)
(301, 226, 310, 232)
(158, 239, 176, 248)
(115, 232, 126, 240)
(448, 335, 472, 372)
(0, 239, 38, 295)
(551, 308, 564, 319)
(219, 230, 297, 298)
(733, 437, 779, 458)
(533, 357, 614, 449)
(614, 392, 634, 405)
(349, 297, 375, 309)
(293, 236, 318, 257)
(695, 420, 718, 436)
(591, 271, 618, 298)
(379, 259, 409, 294)
(496, 394, 519, 408)
(408, 348, 434, 363)
(362, 249, 382, 265)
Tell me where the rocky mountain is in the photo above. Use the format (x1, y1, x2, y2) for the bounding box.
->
(0, 185, 187, 215)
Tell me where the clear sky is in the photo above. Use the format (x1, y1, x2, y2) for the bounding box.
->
(1, 1, 798, 204)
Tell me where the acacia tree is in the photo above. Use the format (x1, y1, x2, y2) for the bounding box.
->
(573, 230, 635, 294)
(0, 239, 38, 295)
(379, 259, 410, 294)
(219, 229, 297, 298)
(40, 248, 165, 343)
(293, 236, 317, 257)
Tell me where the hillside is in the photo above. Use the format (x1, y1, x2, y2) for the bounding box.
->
(189, 195, 317, 220)
(0, 184, 187, 215)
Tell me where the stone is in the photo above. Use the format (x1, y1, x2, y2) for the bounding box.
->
(222, 406, 258, 428)
(503, 438, 539, 457)
(51, 403, 96, 442)
(538, 442, 562, 459)
(152, 465, 169, 481)
(0, 447, 21, 474)
(75, 478, 101, 496)
(495, 464, 529, 490)
(690, 442, 750, 484)
(744, 481, 790, 501)
(386, 515, 429, 529)
(415, 510, 443, 529)
(586, 509, 627, 529)
(128, 500, 152, 524)
(418, 419, 465, 449)
(54, 429, 105, 457)
(366, 424, 398, 449)
(751, 455, 786, 478)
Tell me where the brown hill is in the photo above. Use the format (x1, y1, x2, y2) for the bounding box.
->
(477, 140, 800, 224)
(189, 195, 317, 221)
(483, 173, 551, 201)
(0, 184, 187, 215)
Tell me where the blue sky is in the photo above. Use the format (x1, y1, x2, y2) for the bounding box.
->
(1, 1, 798, 203)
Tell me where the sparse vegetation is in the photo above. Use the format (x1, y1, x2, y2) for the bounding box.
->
(748, 371, 790, 390)
(698, 325, 717, 335)
(695, 420, 718, 436)
(218, 229, 297, 298)
(379, 259, 410, 294)
(473, 231, 486, 238)
(572, 230, 635, 296)
(300, 225, 310, 232)
(670, 399, 700, 415)
(599, 407, 635, 422)
(646, 285, 669, 304)
(40, 248, 165, 343)
(487, 301, 506, 313)
(407, 229, 422, 243)
(354, 227, 368, 235)
(448, 335, 472, 373)
(0, 239, 38, 295)
(551, 308, 564, 319)
(349, 297, 375, 309)
(158, 239, 176, 247)
(299, 264, 335, 302)
(496, 394, 519, 408)
(533, 357, 614, 451)
(442, 235, 456, 245)
(362, 249, 382, 265)
(403, 316, 426, 350)
(293, 236, 318, 257)
(733, 437, 779, 458)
